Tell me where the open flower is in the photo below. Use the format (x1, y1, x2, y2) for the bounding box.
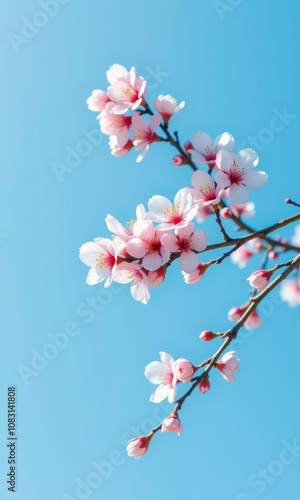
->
(87, 89, 110, 112)
(126, 435, 151, 459)
(107, 64, 147, 114)
(114, 262, 150, 304)
(126, 220, 170, 271)
(191, 170, 223, 207)
(188, 132, 234, 166)
(132, 112, 161, 162)
(161, 414, 183, 435)
(215, 149, 268, 203)
(162, 222, 208, 273)
(216, 351, 240, 382)
(144, 351, 177, 403)
(79, 238, 117, 287)
(99, 102, 131, 147)
(147, 188, 198, 231)
(105, 204, 146, 244)
(153, 95, 185, 123)
(280, 278, 300, 308)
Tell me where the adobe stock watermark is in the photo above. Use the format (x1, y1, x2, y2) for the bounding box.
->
(234, 439, 300, 499)
(213, 0, 245, 21)
(61, 400, 171, 500)
(52, 128, 103, 183)
(17, 283, 123, 386)
(236, 107, 296, 152)
(7, 0, 73, 55)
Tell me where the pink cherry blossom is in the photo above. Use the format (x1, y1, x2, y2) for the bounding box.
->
(105, 204, 146, 244)
(153, 95, 185, 124)
(292, 225, 300, 247)
(126, 435, 151, 459)
(228, 305, 247, 322)
(144, 351, 177, 403)
(106, 64, 147, 114)
(173, 358, 195, 383)
(216, 351, 240, 382)
(198, 377, 210, 393)
(79, 238, 117, 287)
(87, 89, 110, 112)
(189, 132, 234, 166)
(182, 262, 210, 284)
(230, 244, 253, 268)
(162, 222, 208, 273)
(126, 220, 170, 271)
(191, 170, 223, 207)
(215, 149, 268, 204)
(231, 201, 256, 218)
(247, 269, 274, 291)
(114, 262, 150, 304)
(161, 415, 183, 435)
(148, 266, 167, 287)
(147, 188, 198, 231)
(99, 102, 131, 147)
(109, 136, 133, 157)
(132, 112, 161, 162)
(245, 309, 261, 330)
(280, 278, 300, 308)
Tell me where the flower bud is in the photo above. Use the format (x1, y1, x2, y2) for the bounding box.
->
(174, 358, 195, 383)
(199, 330, 217, 341)
(245, 309, 261, 330)
(216, 351, 240, 382)
(220, 207, 232, 219)
(161, 414, 183, 435)
(184, 140, 193, 153)
(126, 434, 152, 459)
(182, 263, 210, 284)
(198, 377, 210, 393)
(172, 154, 185, 166)
(268, 250, 278, 260)
(148, 266, 167, 287)
(247, 269, 274, 291)
(228, 305, 247, 322)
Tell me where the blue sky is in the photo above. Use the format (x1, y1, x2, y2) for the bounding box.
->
(1, 1, 300, 499)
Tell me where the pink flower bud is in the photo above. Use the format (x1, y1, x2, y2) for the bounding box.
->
(245, 309, 261, 330)
(148, 266, 167, 287)
(228, 305, 246, 322)
(126, 434, 151, 459)
(161, 414, 183, 435)
(247, 269, 274, 291)
(182, 263, 210, 284)
(184, 140, 193, 153)
(174, 358, 195, 383)
(220, 207, 232, 219)
(216, 351, 240, 382)
(269, 250, 278, 260)
(172, 154, 185, 166)
(198, 377, 210, 393)
(199, 330, 216, 341)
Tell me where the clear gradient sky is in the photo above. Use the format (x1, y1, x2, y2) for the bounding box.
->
(1, 1, 300, 499)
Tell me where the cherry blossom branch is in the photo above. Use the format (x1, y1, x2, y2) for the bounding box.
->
(148, 252, 300, 438)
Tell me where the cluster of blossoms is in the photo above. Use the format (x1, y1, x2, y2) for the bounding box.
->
(82, 63, 300, 459)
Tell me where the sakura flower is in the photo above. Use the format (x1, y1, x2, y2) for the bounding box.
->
(191, 170, 223, 207)
(126, 220, 170, 271)
(153, 94, 185, 124)
(215, 149, 268, 204)
(182, 262, 210, 284)
(161, 414, 183, 435)
(87, 89, 110, 112)
(107, 64, 147, 114)
(198, 377, 210, 393)
(147, 188, 198, 231)
(292, 225, 300, 247)
(245, 309, 261, 330)
(189, 132, 234, 166)
(148, 266, 167, 287)
(230, 244, 253, 268)
(247, 269, 274, 291)
(280, 278, 300, 308)
(126, 435, 151, 459)
(114, 262, 150, 304)
(144, 351, 177, 403)
(231, 201, 256, 218)
(99, 103, 131, 147)
(162, 222, 208, 273)
(132, 112, 161, 162)
(79, 238, 117, 287)
(216, 351, 240, 382)
(105, 204, 146, 244)
(173, 358, 195, 383)
(109, 136, 133, 157)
